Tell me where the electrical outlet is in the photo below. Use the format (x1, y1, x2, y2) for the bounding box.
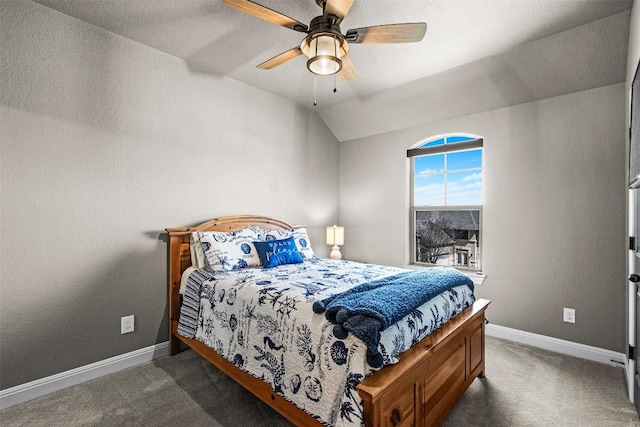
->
(121, 315, 134, 334)
(563, 308, 575, 324)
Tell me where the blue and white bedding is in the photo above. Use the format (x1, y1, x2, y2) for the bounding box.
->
(177, 259, 475, 426)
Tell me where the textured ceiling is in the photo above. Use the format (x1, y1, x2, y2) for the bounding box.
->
(35, 0, 633, 110)
(319, 10, 630, 141)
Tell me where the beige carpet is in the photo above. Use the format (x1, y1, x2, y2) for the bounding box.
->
(1, 336, 638, 426)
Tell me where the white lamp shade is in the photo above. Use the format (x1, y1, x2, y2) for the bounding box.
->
(326, 225, 344, 246)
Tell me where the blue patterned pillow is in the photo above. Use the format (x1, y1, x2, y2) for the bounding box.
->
(254, 237, 304, 268)
(197, 226, 263, 272)
(264, 227, 316, 260)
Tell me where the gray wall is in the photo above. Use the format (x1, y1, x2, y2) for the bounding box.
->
(0, 1, 339, 390)
(628, 3, 640, 87)
(339, 17, 628, 352)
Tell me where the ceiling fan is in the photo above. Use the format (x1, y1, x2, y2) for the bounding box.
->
(223, 0, 427, 81)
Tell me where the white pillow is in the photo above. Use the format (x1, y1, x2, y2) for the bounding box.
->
(189, 233, 207, 269)
(264, 227, 316, 260)
(198, 226, 263, 272)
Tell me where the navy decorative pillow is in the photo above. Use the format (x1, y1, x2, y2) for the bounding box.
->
(263, 227, 316, 260)
(254, 237, 304, 268)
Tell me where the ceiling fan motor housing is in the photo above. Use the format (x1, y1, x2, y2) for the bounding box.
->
(301, 16, 349, 75)
(300, 15, 349, 58)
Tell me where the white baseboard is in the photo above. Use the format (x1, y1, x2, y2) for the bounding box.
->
(0, 342, 170, 410)
(486, 323, 626, 367)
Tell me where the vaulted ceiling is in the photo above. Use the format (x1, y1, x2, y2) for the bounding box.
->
(35, 0, 633, 140)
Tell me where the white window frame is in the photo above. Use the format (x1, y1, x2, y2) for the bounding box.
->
(408, 135, 483, 272)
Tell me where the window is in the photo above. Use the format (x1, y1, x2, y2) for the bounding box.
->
(408, 135, 483, 271)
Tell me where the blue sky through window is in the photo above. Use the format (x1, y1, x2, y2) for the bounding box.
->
(414, 174, 445, 205)
(415, 154, 444, 174)
(447, 170, 482, 205)
(414, 138, 482, 206)
(420, 135, 475, 148)
(448, 149, 482, 170)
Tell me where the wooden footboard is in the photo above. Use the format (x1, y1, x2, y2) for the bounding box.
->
(357, 298, 489, 427)
(166, 216, 490, 427)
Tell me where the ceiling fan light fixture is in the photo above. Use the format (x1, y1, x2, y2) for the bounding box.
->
(306, 33, 342, 76)
(224, 0, 426, 83)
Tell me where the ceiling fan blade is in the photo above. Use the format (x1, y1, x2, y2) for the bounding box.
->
(324, 0, 355, 24)
(345, 22, 427, 44)
(338, 55, 358, 82)
(257, 46, 303, 70)
(224, 0, 308, 33)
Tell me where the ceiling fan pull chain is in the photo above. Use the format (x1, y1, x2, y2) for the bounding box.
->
(314, 75, 318, 106)
(334, 75, 337, 93)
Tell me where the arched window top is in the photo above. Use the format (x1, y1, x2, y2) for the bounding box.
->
(407, 134, 482, 158)
(418, 135, 478, 149)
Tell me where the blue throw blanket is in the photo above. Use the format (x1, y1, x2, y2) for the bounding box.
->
(312, 267, 474, 368)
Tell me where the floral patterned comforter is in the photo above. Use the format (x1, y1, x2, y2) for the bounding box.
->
(177, 259, 475, 426)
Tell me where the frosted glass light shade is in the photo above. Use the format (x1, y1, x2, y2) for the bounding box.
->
(307, 34, 342, 76)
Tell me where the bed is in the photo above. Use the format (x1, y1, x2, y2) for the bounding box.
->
(166, 215, 490, 426)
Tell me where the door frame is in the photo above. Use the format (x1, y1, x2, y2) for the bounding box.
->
(628, 188, 637, 403)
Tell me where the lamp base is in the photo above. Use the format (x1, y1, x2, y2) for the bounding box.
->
(329, 246, 342, 260)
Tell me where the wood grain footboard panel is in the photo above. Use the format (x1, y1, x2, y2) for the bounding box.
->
(166, 216, 490, 427)
(357, 299, 489, 427)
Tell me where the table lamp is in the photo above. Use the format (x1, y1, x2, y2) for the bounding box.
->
(326, 225, 344, 260)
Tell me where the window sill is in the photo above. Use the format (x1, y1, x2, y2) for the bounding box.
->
(402, 264, 486, 286)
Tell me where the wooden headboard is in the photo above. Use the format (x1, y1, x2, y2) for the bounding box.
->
(165, 215, 295, 353)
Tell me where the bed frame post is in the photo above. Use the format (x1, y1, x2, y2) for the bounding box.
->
(166, 227, 192, 356)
